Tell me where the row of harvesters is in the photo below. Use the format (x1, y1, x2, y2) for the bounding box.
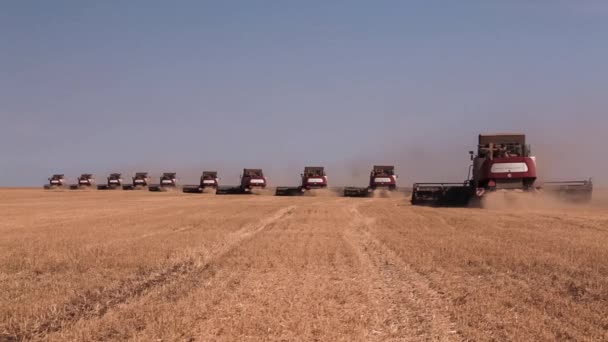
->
(44, 172, 152, 190)
(42, 133, 594, 205)
(410, 133, 593, 206)
(43, 165, 399, 196)
(43, 169, 262, 193)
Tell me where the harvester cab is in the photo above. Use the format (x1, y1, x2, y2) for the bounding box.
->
(216, 169, 266, 195)
(123, 172, 149, 190)
(97, 173, 123, 190)
(149, 172, 177, 192)
(183, 171, 219, 193)
(44, 174, 66, 189)
(369, 165, 397, 190)
(70, 174, 95, 190)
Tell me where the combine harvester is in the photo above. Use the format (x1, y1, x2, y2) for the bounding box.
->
(411, 133, 593, 206)
(183, 171, 219, 193)
(216, 169, 267, 195)
(69, 174, 95, 190)
(343, 165, 398, 197)
(275, 166, 328, 196)
(43, 174, 66, 189)
(149, 172, 177, 192)
(122, 172, 150, 190)
(97, 173, 123, 190)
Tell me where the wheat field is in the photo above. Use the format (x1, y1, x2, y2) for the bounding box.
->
(1, 189, 607, 341)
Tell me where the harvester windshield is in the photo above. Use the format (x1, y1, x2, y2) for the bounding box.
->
(244, 169, 263, 177)
(202, 171, 217, 178)
(303, 167, 324, 177)
(135, 172, 148, 177)
(477, 134, 530, 159)
(372, 165, 394, 176)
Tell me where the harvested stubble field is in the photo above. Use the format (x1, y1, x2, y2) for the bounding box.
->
(1, 189, 607, 341)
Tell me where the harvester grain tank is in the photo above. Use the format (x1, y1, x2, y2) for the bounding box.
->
(43, 174, 66, 189)
(411, 133, 593, 206)
(275, 166, 327, 196)
(70, 174, 95, 190)
(343, 165, 398, 197)
(216, 168, 266, 195)
(149, 172, 177, 192)
(97, 173, 123, 190)
(122, 172, 150, 190)
(183, 171, 219, 193)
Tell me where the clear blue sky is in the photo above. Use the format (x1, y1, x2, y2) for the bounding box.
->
(1, 1, 606, 186)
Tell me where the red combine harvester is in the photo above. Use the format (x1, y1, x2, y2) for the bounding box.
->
(275, 166, 328, 196)
(369, 165, 397, 190)
(183, 171, 219, 193)
(70, 174, 95, 190)
(149, 172, 177, 192)
(344, 165, 397, 197)
(216, 168, 266, 195)
(97, 173, 123, 190)
(122, 172, 150, 190)
(411, 134, 593, 206)
(43, 174, 66, 189)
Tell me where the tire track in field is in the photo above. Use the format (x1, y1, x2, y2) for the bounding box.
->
(3, 205, 295, 342)
(343, 201, 459, 342)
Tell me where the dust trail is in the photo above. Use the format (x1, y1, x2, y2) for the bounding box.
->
(371, 189, 408, 199)
(251, 188, 274, 196)
(303, 188, 339, 197)
(481, 191, 591, 211)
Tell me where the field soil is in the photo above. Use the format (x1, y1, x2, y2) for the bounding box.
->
(1, 189, 607, 341)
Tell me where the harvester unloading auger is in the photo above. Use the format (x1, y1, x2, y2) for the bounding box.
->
(44, 174, 66, 189)
(216, 169, 266, 195)
(275, 166, 328, 196)
(122, 172, 150, 190)
(69, 174, 95, 190)
(97, 173, 123, 190)
(343, 165, 398, 197)
(149, 173, 177, 192)
(410, 133, 594, 207)
(183, 171, 219, 193)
